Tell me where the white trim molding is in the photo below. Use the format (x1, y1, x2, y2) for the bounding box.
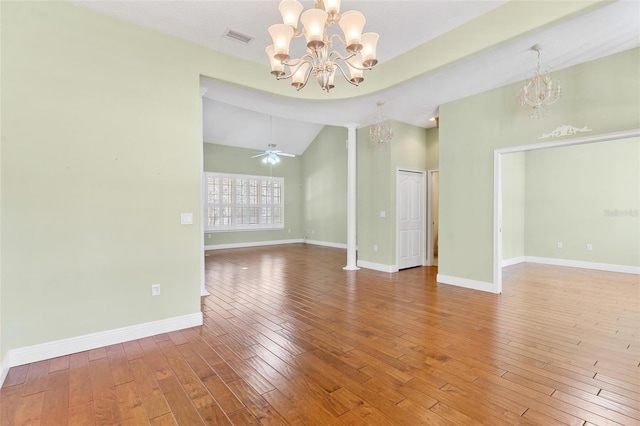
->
(437, 274, 498, 293)
(205, 239, 304, 251)
(305, 240, 348, 249)
(502, 257, 526, 267)
(1, 312, 202, 387)
(357, 260, 398, 273)
(524, 257, 640, 275)
(539, 125, 593, 139)
(0, 354, 10, 389)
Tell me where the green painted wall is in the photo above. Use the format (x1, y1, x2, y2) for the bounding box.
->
(0, 1, 219, 352)
(301, 126, 348, 245)
(357, 121, 429, 267)
(425, 127, 440, 172)
(202, 143, 303, 245)
(0, 0, 3, 366)
(502, 153, 525, 261)
(439, 48, 640, 284)
(525, 138, 639, 266)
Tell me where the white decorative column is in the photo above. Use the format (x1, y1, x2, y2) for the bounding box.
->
(343, 123, 360, 271)
(200, 87, 210, 296)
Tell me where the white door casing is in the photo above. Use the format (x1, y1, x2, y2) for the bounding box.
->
(427, 169, 439, 266)
(397, 169, 426, 270)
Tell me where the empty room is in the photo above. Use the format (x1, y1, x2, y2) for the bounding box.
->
(1, 1, 639, 424)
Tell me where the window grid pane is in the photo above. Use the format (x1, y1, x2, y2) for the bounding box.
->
(204, 173, 284, 231)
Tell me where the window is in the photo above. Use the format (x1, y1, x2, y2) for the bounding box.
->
(204, 172, 284, 231)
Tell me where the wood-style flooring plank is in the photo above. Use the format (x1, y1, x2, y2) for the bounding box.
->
(2, 245, 639, 425)
(2, 365, 29, 388)
(89, 357, 122, 426)
(68, 351, 93, 408)
(40, 369, 70, 426)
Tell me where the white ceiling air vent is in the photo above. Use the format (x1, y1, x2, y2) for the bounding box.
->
(223, 28, 254, 45)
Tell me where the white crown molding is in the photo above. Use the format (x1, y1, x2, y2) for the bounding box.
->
(1, 312, 202, 387)
(539, 125, 593, 139)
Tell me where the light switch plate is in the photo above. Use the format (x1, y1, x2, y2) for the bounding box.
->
(180, 213, 193, 225)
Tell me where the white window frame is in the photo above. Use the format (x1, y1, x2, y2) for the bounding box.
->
(203, 172, 285, 232)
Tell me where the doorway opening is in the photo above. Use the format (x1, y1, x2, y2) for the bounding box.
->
(493, 129, 640, 294)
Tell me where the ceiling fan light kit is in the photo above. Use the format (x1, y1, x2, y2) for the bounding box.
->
(252, 143, 296, 165)
(266, 0, 380, 93)
(252, 116, 296, 165)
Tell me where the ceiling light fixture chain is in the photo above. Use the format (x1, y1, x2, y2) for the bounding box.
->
(370, 101, 393, 150)
(250, 115, 297, 165)
(518, 44, 562, 119)
(266, 0, 380, 93)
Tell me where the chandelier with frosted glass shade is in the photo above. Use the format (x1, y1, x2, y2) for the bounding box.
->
(370, 101, 393, 150)
(266, 0, 380, 93)
(518, 44, 562, 119)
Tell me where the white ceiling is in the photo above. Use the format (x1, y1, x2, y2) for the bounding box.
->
(70, 1, 640, 156)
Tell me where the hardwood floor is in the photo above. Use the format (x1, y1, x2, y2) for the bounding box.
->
(2, 244, 639, 425)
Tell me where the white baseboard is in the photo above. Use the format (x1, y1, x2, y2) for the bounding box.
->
(502, 256, 526, 267)
(0, 352, 9, 389)
(205, 239, 304, 251)
(437, 274, 498, 294)
(524, 256, 640, 274)
(357, 260, 398, 273)
(305, 240, 347, 249)
(1, 312, 202, 387)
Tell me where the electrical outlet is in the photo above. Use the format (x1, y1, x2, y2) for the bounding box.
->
(557, 242, 563, 249)
(374, 245, 378, 252)
(151, 284, 161, 296)
(586, 244, 593, 251)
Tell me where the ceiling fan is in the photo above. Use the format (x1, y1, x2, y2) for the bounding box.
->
(251, 115, 296, 164)
(251, 143, 295, 165)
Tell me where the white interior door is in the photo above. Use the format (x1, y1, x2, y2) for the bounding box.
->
(397, 170, 425, 269)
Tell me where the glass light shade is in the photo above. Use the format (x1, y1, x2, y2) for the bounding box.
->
(268, 24, 294, 62)
(278, 0, 303, 30)
(361, 32, 379, 68)
(265, 45, 285, 77)
(323, 0, 341, 22)
(317, 67, 336, 91)
(323, 0, 341, 13)
(346, 54, 364, 84)
(300, 8, 328, 49)
(339, 10, 365, 53)
(291, 62, 310, 90)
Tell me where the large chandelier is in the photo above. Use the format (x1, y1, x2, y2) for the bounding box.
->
(266, 0, 379, 93)
(518, 44, 562, 119)
(370, 101, 393, 150)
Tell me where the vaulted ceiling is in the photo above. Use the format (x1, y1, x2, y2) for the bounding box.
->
(70, 1, 640, 156)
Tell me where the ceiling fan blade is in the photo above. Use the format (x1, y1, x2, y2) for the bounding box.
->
(278, 152, 296, 157)
(251, 153, 267, 158)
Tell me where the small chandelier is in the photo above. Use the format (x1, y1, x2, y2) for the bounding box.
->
(370, 101, 393, 150)
(518, 44, 562, 119)
(266, 0, 379, 93)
